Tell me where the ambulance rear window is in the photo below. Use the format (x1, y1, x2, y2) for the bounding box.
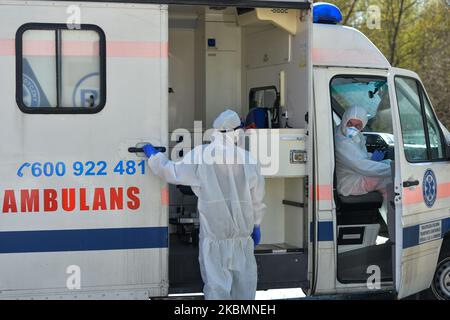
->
(16, 23, 106, 114)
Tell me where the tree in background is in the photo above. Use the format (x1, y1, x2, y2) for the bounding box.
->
(408, 1, 450, 126)
(326, 0, 450, 128)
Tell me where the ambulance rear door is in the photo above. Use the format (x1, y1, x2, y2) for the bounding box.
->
(0, 2, 169, 299)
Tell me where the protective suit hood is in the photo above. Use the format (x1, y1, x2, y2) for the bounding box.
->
(213, 109, 242, 131)
(339, 106, 369, 136)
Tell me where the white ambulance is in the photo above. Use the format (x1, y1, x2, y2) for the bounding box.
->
(0, 0, 449, 300)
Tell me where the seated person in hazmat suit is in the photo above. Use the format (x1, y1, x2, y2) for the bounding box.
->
(142, 110, 266, 300)
(335, 106, 392, 223)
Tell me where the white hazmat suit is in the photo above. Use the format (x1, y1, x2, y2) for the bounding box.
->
(148, 110, 266, 300)
(335, 106, 392, 222)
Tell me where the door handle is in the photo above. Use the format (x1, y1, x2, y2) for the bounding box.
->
(403, 180, 419, 188)
(128, 146, 166, 153)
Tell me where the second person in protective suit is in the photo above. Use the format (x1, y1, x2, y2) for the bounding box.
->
(142, 109, 266, 300)
(335, 106, 392, 223)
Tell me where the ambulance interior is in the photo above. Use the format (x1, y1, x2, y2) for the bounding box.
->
(331, 77, 395, 284)
(167, 5, 311, 293)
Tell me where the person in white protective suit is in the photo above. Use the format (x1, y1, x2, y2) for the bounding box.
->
(142, 109, 266, 300)
(334, 106, 392, 223)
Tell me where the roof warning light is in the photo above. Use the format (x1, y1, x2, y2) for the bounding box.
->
(313, 2, 343, 25)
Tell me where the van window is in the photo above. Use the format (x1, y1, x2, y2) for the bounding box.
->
(394, 77, 446, 162)
(394, 77, 428, 161)
(424, 96, 445, 160)
(249, 86, 279, 110)
(330, 76, 393, 134)
(16, 24, 106, 113)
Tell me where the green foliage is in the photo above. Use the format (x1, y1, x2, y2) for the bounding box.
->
(325, 0, 450, 128)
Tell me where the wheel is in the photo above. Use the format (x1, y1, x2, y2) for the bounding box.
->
(415, 240, 450, 300)
(430, 257, 450, 300)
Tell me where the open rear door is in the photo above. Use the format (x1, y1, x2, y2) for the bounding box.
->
(0, 2, 169, 299)
(388, 67, 450, 299)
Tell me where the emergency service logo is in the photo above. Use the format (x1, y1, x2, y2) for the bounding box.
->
(423, 169, 437, 208)
(22, 74, 40, 107)
(22, 59, 51, 107)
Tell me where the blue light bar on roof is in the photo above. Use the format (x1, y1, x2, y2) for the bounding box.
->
(313, 2, 343, 24)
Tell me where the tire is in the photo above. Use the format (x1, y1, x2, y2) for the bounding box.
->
(429, 256, 450, 300)
(415, 239, 450, 300)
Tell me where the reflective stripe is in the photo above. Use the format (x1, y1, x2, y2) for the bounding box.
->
(317, 184, 333, 201)
(161, 187, 169, 206)
(403, 186, 424, 205)
(403, 182, 450, 205)
(437, 183, 450, 200)
(0, 227, 168, 254)
(0, 39, 169, 58)
(23, 40, 56, 56)
(107, 41, 168, 58)
(0, 39, 14, 55)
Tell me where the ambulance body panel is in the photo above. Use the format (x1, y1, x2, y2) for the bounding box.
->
(312, 23, 390, 69)
(0, 1, 170, 299)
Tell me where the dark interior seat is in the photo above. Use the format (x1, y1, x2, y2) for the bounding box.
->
(339, 192, 383, 211)
(337, 191, 383, 225)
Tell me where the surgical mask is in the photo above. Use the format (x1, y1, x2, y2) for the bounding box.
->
(346, 127, 360, 139)
(222, 128, 244, 146)
(215, 129, 242, 146)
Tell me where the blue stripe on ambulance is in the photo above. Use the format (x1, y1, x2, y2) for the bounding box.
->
(403, 217, 450, 249)
(0, 227, 168, 254)
(310, 221, 334, 242)
(309, 218, 450, 246)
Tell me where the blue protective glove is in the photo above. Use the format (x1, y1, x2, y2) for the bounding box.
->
(371, 150, 385, 162)
(143, 144, 160, 158)
(251, 225, 261, 246)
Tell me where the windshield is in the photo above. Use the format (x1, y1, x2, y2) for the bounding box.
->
(331, 76, 393, 134)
